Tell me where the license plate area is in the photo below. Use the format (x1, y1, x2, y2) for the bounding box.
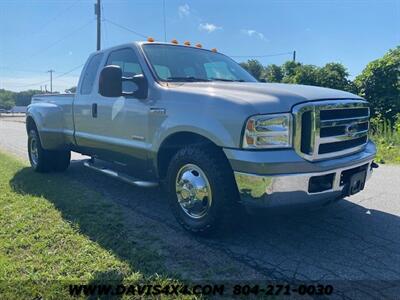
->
(347, 170, 366, 195)
(341, 163, 368, 196)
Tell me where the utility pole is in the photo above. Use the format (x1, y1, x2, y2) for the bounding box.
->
(293, 50, 296, 62)
(95, 0, 101, 50)
(163, 0, 167, 42)
(47, 70, 54, 93)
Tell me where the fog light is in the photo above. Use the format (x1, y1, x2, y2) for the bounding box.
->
(308, 173, 334, 193)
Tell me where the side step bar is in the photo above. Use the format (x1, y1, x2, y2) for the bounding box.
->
(83, 160, 158, 188)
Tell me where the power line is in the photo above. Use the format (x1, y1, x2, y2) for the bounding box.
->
(12, 78, 50, 89)
(11, 63, 84, 89)
(2, 3, 88, 91)
(29, 0, 81, 38)
(0, 64, 84, 78)
(103, 18, 150, 39)
(34, 19, 93, 55)
(28, 18, 95, 60)
(54, 63, 85, 79)
(230, 51, 294, 58)
(0, 66, 47, 74)
(9, 0, 81, 40)
(9, 18, 95, 71)
(163, 0, 167, 42)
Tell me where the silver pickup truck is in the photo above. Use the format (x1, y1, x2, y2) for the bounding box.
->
(27, 41, 377, 234)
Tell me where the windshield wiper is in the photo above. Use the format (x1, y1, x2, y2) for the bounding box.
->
(210, 78, 245, 82)
(166, 76, 210, 82)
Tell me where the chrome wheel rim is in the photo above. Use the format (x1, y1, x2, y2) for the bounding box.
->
(30, 136, 39, 167)
(175, 164, 212, 219)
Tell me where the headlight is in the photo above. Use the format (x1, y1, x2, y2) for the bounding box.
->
(242, 113, 292, 149)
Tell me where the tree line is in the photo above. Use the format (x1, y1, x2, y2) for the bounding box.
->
(0, 89, 42, 109)
(240, 46, 399, 122)
(0, 87, 76, 110)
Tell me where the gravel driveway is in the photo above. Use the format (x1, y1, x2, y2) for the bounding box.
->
(1, 117, 399, 299)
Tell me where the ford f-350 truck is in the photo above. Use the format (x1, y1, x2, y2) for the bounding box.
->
(27, 41, 377, 234)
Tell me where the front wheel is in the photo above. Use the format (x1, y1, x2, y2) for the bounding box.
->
(166, 146, 239, 235)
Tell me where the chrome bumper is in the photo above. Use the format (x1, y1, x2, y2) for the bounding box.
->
(234, 159, 374, 208)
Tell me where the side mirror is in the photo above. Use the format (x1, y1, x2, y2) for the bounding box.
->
(123, 74, 148, 99)
(99, 65, 122, 97)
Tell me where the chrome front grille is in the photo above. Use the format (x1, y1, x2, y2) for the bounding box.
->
(293, 100, 370, 161)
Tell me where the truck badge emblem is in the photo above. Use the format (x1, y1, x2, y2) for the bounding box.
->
(345, 122, 358, 137)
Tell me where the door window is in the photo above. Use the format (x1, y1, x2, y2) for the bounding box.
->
(106, 48, 143, 77)
(80, 53, 104, 95)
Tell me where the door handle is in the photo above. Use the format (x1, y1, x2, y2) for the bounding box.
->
(149, 107, 166, 115)
(92, 103, 98, 118)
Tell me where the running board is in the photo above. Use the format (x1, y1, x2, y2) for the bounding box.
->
(83, 160, 158, 188)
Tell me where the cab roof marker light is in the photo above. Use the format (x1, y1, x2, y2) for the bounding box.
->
(184, 41, 191, 46)
(195, 43, 202, 48)
(147, 37, 155, 42)
(171, 39, 179, 44)
(211, 48, 218, 52)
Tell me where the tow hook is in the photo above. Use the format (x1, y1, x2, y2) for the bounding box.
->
(371, 161, 379, 169)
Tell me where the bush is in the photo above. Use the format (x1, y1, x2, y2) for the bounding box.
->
(355, 47, 400, 123)
(370, 114, 400, 164)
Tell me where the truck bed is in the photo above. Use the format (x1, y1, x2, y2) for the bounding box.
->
(31, 93, 75, 104)
(28, 93, 76, 150)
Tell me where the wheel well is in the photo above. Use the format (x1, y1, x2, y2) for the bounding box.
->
(157, 132, 226, 179)
(26, 116, 37, 133)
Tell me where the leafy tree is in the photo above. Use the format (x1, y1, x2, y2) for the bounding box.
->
(1, 89, 43, 108)
(258, 60, 353, 91)
(0, 89, 16, 109)
(286, 64, 319, 86)
(344, 80, 359, 94)
(240, 59, 264, 81)
(281, 61, 301, 79)
(318, 63, 351, 91)
(355, 46, 400, 122)
(264, 64, 283, 82)
(239, 47, 399, 124)
(15, 90, 41, 106)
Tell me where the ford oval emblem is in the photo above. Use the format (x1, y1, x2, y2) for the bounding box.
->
(345, 122, 358, 137)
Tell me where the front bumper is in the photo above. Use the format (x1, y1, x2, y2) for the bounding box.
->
(227, 141, 376, 208)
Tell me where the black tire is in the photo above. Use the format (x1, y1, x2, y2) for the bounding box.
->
(166, 146, 239, 235)
(28, 129, 70, 173)
(52, 150, 71, 172)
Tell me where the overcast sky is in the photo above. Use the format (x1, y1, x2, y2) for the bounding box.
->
(0, 0, 399, 92)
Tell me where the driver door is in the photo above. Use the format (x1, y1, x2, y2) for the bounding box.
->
(93, 47, 150, 176)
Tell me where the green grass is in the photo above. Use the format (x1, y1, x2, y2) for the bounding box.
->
(370, 117, 400, 164)
(0, 152, 194, 299)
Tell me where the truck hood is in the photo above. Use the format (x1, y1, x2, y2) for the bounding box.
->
(168, 82, 363, 113)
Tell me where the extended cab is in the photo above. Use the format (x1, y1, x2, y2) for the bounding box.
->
(27, 41, 377, 234)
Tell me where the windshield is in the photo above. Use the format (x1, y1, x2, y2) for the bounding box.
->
(142, 44, 257, 83)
